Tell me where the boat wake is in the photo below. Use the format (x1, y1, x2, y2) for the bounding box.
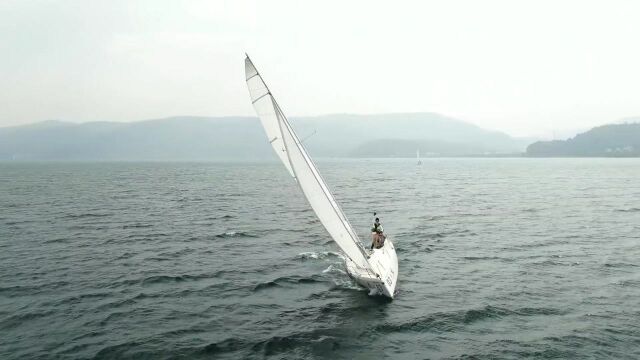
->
(322, 264, 346, 275)
(252, 275, 326, 292)
(214, 231, 257, 238)
(296, 251, 342, 260)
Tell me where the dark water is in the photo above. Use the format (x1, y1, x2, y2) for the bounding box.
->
(1, 159, 639, 359)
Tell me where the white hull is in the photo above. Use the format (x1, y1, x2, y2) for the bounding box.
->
(345, 238, 398, 298)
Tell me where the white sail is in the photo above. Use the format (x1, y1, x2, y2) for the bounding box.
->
(245, 57, 294, 177)
(245, 56, 373, 271)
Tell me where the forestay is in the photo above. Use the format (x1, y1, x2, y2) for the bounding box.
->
(244, 55, 374, 271)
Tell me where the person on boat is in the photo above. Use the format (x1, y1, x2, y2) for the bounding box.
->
(370, 217, 385, 249)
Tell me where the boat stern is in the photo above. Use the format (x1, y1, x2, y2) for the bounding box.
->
(345, 238, 398, 298)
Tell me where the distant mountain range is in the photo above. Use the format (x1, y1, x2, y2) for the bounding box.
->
(526, 121, 640, 157)
(0, 113, 533, 160)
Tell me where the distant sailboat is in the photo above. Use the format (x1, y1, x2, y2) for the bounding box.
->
(417, 149, 422, 165)
(244, 55, 398, 298)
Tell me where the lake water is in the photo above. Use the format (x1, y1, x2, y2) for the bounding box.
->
(1, 159, 639, 359)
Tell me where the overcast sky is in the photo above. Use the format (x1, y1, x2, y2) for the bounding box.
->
(1, 0, 639, 136)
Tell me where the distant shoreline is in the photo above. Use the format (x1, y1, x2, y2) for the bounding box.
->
(3, 156, 640, 163)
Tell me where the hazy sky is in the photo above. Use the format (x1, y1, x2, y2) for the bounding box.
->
(1, 0, 639, 136)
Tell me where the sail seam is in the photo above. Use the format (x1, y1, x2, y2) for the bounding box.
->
(252, 92, 270, 104)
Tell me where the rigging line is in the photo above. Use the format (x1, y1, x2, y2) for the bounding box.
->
(274, 101, 377, 273)
(300, 130, 317, 143)
(293, 122, 368, 254)
(272, 97, 360, 267)
(278, 114, 380, 278)
(276, 105, 359, 245)
(288, 121, 368, 261)
(246, 55, 374, 272)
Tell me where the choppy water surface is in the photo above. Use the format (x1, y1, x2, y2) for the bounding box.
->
(1, 159, 640, 359)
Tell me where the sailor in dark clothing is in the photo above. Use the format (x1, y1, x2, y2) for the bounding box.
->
(370, 217, 385, 249)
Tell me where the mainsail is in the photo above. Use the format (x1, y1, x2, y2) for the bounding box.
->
(245, 55, 373, 271)
(245, 58, 294, 177)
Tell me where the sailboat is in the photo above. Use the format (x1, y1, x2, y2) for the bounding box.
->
(417, 148, 422, 165)
(245, 55, 398, 298)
